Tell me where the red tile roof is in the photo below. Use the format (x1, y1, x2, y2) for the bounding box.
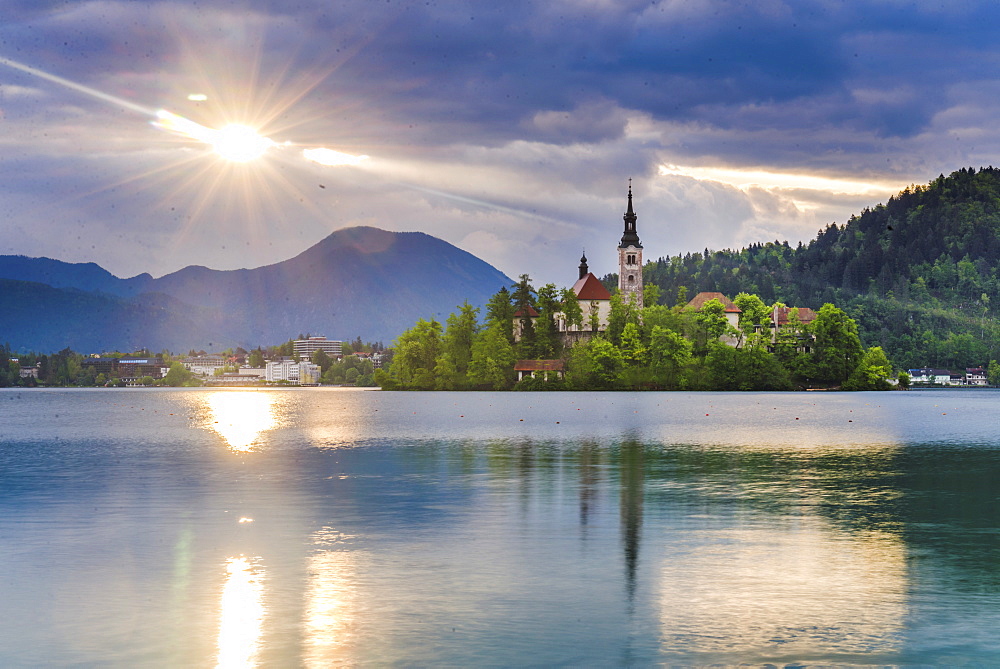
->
(687, 292, 741, 313)
(513, 306, 540, 318)
(773, 306, 818, 325)
(514, 360, 566, 371)
(572, 273, 612, 301)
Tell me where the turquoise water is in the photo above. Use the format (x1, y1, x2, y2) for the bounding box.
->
(1, 388, 999, 666)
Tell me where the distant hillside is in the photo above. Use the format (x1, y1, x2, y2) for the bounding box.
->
(638, 167, 1000, 369)
(0, 226, 512, 353)
(1, 279, 234, 353)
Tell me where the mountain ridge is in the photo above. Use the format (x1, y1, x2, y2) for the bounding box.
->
(0, 226, 512, 353)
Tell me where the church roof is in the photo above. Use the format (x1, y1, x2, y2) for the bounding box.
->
(687, 292, 741, 313)
(572, 273, 612, 301)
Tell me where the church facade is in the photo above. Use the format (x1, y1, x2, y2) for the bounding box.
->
(557, 185, 644, 341)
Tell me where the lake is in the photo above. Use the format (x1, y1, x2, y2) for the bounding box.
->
(1, 387, 999, 666)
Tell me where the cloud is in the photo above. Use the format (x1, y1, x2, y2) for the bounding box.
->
(4, 0, 1000, 296)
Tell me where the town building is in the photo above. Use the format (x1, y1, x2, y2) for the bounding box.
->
(182, 355, 228, 376)
(966, 367, 988, 385)
(82, 357, 166, 381)
(514, 359, 566, 382)
(293, 336, 343, 361)
(687, 292, 742, 329)
(265, 359, 321, 384)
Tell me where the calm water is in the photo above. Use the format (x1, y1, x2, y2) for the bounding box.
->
(1, 388, 999, 667)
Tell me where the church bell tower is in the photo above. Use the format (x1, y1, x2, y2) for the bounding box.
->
(618, 181, 643, 308)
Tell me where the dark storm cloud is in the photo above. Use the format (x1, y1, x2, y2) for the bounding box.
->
(4, 0, 1000, 284)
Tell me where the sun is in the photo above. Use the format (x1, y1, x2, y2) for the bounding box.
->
(211, 124, 274, 163)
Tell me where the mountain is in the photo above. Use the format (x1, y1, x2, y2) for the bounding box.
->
(638, 167, 1000, 369)
(0, 226, 512, 353)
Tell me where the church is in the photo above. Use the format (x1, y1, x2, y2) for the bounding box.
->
(557, 184, 645, 340)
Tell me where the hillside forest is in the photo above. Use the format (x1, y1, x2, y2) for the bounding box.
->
(631, 167, 1000, 370)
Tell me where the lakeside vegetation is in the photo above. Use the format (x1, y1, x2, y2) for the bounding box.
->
(376, 277, 899, 391)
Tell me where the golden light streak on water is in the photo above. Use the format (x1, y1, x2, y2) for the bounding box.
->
(656, 521, 907, 658)
(205, 391, 278, 452)
(302, 544, 359, 667)
(216, 556, 266, 669)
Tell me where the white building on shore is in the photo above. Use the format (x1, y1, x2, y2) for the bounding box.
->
(293, 337, 342, 361)
(266, 359, 321, 384)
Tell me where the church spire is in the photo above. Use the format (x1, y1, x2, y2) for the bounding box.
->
(578, 250, 589, 280)
(619, 179, 641, 249)
(617, 179, 644, 308)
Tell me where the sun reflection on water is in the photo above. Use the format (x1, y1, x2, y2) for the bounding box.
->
(656, 522, 907, 659)
(216, 556, 266, 669)
(205, 391, 279, 452)
(302, 530, 359, 667)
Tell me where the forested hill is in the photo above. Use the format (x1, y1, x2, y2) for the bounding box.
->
(636, 167, 1000, 369)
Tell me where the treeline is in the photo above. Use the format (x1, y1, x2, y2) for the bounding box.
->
(625, 167, 1000, 369)
(377, 278, 895, 391)
(0, 337, 385, 388)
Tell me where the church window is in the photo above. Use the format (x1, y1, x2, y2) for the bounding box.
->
(628, 274, 635, 283)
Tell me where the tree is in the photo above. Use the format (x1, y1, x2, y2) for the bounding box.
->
(385, 318, 442, 389)
(805, 303, 865, 386)
(619, 322, 647, 367)
(435, 302, 480, 389)
(606, 293, 639, 346)
(248, 349, 265, 368)
(163, 362, 195, 387)
(843, 346, 893, 390)
(561, 288, 583, 331)
(468, 323, 516, 390)
(485, 286, 515, 342)
(311, 348, 333, 372)
(643, 283, 662, 307)
(988, 360, 1000, 386)
(647, 325, 692, 388)
(733, 292, 770, 348)
(534, 284, 562, 358)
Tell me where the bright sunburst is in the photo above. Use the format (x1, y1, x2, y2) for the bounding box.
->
(212, 124, 275, 163)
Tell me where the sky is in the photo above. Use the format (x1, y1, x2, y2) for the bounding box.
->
(2, 0, 1000, 287)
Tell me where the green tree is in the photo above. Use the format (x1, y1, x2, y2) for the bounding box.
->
(248, 349, 265, 368)
(385, 318, 442, 389)
(534, 284, 562, 358)
(843, 346, 893, 391)
(606, 293, 639, 346)
(805, 303, 865, 385)
(647, 325, 693, 388)
(468, 323, 516, 390)
(163, 362, 195, 387)
(512, 274, 538, 356)
(733, 292, 770, 348)
(485, 286, 515, 342)
(435, 302, 480, 389)
(619, 322, 647, 367)
(311, 348, 333, 372)
(561, 288, 584, 331)
(988, 360, 1000, 386)
(643, 283, 662, 307)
